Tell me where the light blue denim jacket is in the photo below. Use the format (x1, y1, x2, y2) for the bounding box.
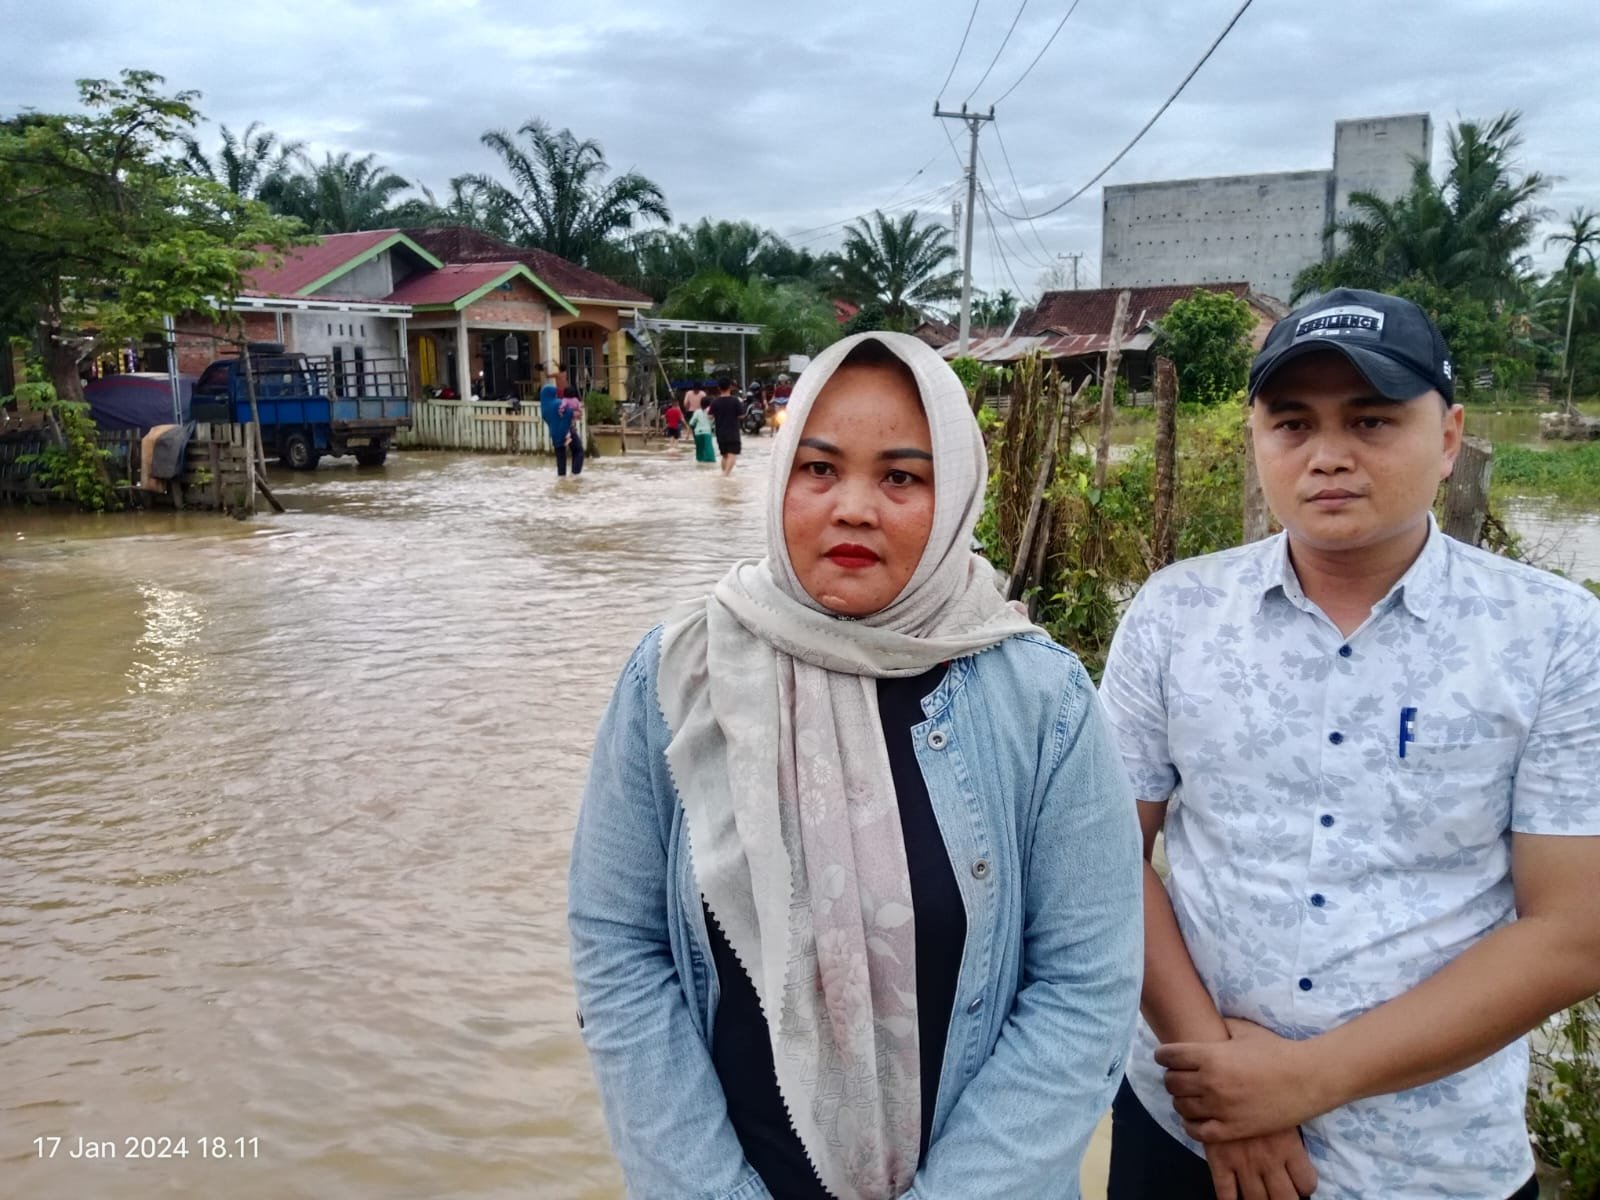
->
(568, 627, 1143, 1200)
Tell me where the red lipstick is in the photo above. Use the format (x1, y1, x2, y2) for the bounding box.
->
(824, 543, 881, 568)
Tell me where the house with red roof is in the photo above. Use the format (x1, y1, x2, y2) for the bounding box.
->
(176, 227, 651, 410)
(942, 282, 1286, 395)
(403, 226, 652, 401)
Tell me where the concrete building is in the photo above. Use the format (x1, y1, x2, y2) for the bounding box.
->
(1100, 114, 1431, 304)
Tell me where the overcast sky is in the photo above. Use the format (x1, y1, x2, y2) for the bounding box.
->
(7, 0, 1597, 299)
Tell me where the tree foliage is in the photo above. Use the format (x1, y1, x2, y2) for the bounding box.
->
(0, 70, 300, 402)
(179, 121, 302, 199)
(1155, 289, 1256, 404)
(459, 119, 670, 266)
(661, 269, 838, 360)
(1294, 112, 1550, 306)
(970, 288, 1020, 327)
(1545, 208, 1600, 411)
(261, 150, 418, 233)
(835, 209, 960, 329)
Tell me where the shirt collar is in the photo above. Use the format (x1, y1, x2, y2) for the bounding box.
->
(1253, 514, 1446, 622)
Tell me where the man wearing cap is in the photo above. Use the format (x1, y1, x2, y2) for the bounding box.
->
(1099, 288, 1600, 1200)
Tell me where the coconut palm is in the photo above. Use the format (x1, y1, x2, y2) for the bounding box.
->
(1294, 111, 1550, 304)
(457, 119, 669, 266)
(261, 152, 418, 233)
(178, 121, 303, 199)
(836, 209, 961, 328)
(1546, 207, 1600, 413)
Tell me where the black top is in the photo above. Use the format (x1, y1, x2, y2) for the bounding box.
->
(705, 664, 964, 1199)
(708, 392, 744, 440)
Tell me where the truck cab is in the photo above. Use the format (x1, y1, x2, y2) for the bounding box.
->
(191, 343, 412, 470)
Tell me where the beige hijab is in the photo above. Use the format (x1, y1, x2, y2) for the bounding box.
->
(657, 332, 1038, 1198)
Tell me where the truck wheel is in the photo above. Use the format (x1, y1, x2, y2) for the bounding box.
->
(281, 431, 320, 471)
(353, 446, 388, 467)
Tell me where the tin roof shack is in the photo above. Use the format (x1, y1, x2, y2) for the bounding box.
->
(950, 283, 1285, 398)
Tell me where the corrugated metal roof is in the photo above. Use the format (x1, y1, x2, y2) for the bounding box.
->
(383, 262, 526, 308)
(1013, 283, 1257, 339)
(244, 230, 403, 297)
(939, 330, 1155, 363)
(404, 227, 651, 305)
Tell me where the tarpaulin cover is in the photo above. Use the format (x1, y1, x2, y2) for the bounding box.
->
(85, 374, 194, 432)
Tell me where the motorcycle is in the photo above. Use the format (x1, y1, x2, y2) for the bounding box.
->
(740, 396, 768, 436)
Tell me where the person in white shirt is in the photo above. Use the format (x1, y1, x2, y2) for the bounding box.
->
(1099, 287, 1600, 1200)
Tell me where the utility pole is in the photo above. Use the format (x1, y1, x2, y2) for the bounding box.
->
(1060, 252, 1084, 291)
(934, 102, 994, 354)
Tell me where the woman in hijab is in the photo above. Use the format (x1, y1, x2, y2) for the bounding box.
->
(569, 332, 1142, 1200)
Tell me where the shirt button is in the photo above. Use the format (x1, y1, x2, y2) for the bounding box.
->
(1320, 814, 1335, 828)
(1298, 977, 1314, 992)
(966, 996, 984, 1015)
(927, 729, 948, 750)
(1310, 893, 1326, 907)
(971, 858, 990, 880)
(1328, 731, 1344, 745)
(1338, 645, 1352, 658)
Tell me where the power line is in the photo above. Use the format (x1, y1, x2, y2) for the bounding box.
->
(981, 182, 1050, 284)
(989, 0, 1084, 107)
(936, 0, 984, 101)
(979, 185, 1029, 302)
(938, 118, 966, 173)
(990, 0, 1258, 222)
(787, 179, 963, 249)
(882, 150, 945, 208)
(976, 149, 1053, 270)
(962, 0, 1030, 105)
(988, 120, 1056, 263)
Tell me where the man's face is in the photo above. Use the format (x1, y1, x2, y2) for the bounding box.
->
(1250, 351, 1464, 555)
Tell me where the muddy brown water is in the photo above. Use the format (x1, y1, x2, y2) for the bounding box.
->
(1, 441, 778, 1199)
(2, 437, 1594, 1199)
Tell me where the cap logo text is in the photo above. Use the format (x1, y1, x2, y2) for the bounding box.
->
(1295, 305, 1385, 341)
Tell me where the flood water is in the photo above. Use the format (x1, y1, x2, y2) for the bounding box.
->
(2, 441, 779, 1199)
(2, 435, 1595, 1200)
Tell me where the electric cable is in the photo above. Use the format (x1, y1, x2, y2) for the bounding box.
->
(962, 0, 1030, 106)
(980, 184, 1030, 302)
(985, 127, 1056, 264)
(936, 0, 984, 101)
(988, 0, 1085, 107)
(977, 151, 1054, 270)
(989, 0, 1257, 221)
(787, 179, 964, 250)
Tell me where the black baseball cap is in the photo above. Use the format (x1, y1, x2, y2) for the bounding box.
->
(1249, 288, 1455, 403)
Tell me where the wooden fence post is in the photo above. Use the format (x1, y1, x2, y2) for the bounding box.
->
(1242, 418, 1271, 543)
(1152, 356, 1178, 568)
(1094, 290, 1132, 491)
(1442, 436, 1494, 545)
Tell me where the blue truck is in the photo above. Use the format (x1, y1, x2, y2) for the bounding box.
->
(190, 344, 412, 469)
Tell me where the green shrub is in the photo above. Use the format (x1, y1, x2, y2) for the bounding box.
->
(6, 382, 123, 511)
(1530, 999, 1600, 1198)
(583, 390, 618, 425)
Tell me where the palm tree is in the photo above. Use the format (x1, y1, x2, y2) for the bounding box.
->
(1546, 207, 1600, 413)
(836, 209, 961, 328)
(261, 152, 417, 233)
(1294, 111, 1550, 304)
(179, 121, 303, 199)
(457, 119, 670, 266)
(971, 288, 1020, 327)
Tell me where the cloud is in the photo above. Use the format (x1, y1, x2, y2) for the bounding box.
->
(4, 0, 1596, 292)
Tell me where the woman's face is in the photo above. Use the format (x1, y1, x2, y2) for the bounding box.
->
(782, 362, 935, 617)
